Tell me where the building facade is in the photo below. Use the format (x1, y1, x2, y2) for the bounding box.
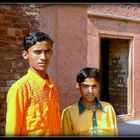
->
(0, 4, 140, 135)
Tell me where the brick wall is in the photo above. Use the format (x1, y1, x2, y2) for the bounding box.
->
(0, 4, 39, 135)
(109, 39, 129, 115)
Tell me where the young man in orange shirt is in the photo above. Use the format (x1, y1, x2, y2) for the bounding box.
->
(6, 32, 61, 136)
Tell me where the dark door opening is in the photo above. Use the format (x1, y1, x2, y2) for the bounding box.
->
(100, 39, 109, 102)
(100, 38, 129, 115)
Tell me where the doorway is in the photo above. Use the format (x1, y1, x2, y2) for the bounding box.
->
(100, 38, 130, 115)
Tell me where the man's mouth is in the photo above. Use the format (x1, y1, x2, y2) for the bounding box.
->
(86, 94, 95, 98)
(38, 62, 48, 66)
(39, 63, 47, 64)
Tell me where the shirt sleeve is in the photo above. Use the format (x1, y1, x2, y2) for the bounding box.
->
(61, 108, 73, 136)
(107, 104, 118, 136)
(111, 105, 118, 135)
(5, 85, 26, 136)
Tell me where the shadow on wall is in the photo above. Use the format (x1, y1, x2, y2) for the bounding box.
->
(0, 128, 3, 136)
(118, 121, 140, 136)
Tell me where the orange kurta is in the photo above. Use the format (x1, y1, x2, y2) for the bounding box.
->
(6, 68, 61, 136)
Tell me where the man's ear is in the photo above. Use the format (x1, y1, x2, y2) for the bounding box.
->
(76, 83, 80, 89)
(22, 50, 28, 60)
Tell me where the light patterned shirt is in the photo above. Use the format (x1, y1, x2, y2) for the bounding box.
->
(6, 68, 61, 136)
(61, 97, 118, 136)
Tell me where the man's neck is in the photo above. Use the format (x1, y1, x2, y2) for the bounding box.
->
(82, 98, 96, 106)
(30, 68, 47, 79)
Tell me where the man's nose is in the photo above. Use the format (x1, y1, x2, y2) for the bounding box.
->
(88, 86, 93, 93)
(40, 52, 46, 59)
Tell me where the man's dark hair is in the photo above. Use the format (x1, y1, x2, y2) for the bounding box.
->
(23, 31, 54, 51)
(76, 67, 101, 84)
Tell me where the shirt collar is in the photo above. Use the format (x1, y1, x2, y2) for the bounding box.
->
(27, 68, 54, 88)
(78, 97, 105, 114)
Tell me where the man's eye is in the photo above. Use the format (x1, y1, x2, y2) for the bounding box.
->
(45, 49, 52, 54)
(83, 85, 89, 88)
(92, 85, 97, 88)
(34, 50, 41, 54)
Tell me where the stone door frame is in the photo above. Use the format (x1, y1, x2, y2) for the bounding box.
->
(99, 31, 134, 121)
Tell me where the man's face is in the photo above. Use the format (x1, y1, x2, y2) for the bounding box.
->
(79, 77, 100, 104)
(22, 41, 53, 74)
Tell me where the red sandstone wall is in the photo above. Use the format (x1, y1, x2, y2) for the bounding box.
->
(88, 4, 140, 119)
(39, 5, 88, 112)
(89, 4, 140, 17)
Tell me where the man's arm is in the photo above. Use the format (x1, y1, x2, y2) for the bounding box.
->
(5, 86, 26, 136)
(61, 108, 73, 136)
